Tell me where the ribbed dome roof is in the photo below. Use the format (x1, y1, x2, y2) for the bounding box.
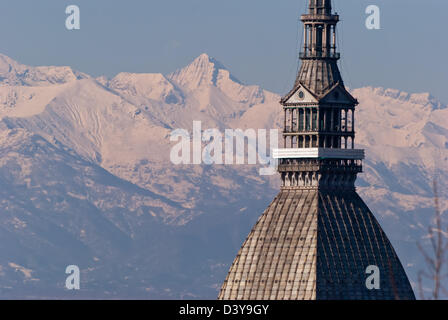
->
(219, 189, 415, 300)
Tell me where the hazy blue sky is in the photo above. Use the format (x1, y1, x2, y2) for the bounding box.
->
(0, 0, 446, 103)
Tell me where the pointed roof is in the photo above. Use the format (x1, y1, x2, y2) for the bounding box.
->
(293, 58, 343, 98)
(281, 81, 319, 104)
(296, 59, 342, 93)
(219, 189, 415, 300)
(282, 0, 346, 101)
(281, 80, 358, 106)
(319, 82, 359, 104)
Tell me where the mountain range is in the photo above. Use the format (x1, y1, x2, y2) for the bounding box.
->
(0, 53, 446, 298)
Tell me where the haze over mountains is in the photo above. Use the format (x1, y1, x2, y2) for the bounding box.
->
(0, 53, 446, 298)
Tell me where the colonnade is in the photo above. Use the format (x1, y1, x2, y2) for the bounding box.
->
(283, 106, 355, 149)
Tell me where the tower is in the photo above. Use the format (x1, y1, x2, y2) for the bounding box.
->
(218, 0, 415, 300)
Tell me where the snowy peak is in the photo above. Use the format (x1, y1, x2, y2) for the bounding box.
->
(108, 72, 183, 104)
(166, 53, 266, 108)
(0, 53, 88, 87)
(168, 53, 241, 90)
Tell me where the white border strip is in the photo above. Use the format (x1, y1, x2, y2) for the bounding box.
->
(273, 148, 365, 160)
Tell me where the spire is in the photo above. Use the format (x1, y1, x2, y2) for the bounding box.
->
(285, 0, 342, 96)
(279, 0, 361, 171)
(301, 0, 339, 62)
(308, 0, 332, 16)
(219, 0, 416, 302)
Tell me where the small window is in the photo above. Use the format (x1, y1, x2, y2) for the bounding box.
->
(298, 91, 305, 99)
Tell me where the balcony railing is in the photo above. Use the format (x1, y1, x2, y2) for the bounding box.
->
(300, 14, 339, 22)
(299, 51, 340, 60)
(273, 148, 365, 160)
(283, 126, 354, 134)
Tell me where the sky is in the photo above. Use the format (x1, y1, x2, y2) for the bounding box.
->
(0, 0, 446, 103)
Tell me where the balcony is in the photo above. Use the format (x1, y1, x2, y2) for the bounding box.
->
(299, 51, 340, 60)
(283, 126, 354, 135)
(300, 14, 339, 22)
(273, 148, 365, 160)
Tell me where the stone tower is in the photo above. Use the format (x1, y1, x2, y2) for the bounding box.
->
(218, 0, 415, 300)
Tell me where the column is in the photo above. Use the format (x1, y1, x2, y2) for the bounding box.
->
(303, 108, 306, 132)
(290, 109, 293, 133)
(312, 24, 317, 54)
(339, 108, 342, 132)
(328, 25, 332, 53)
(330, 108, 334, 131)
(284, 108, 287, 131)
(304, 25, 308, 54)
(332, 25, 336, 54)
(324, 109, 328, 131)
(322, 24, 327, 55)
(283, 109, 287, 147)
(310, 108, 313, 131)
(352, 108, 355, 132)
(293, 108, 297, 131)
(345, 109, 349, 132)
(307, 109, 311, 131)
(309, 25, 314, 54)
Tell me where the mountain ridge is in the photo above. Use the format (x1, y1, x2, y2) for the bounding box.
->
(0, 53, 89, 87)
(0, 52, 446, 298)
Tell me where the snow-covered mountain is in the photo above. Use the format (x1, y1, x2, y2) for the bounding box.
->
(0, 53, 88, 87)
(0, 53, 446, 298)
